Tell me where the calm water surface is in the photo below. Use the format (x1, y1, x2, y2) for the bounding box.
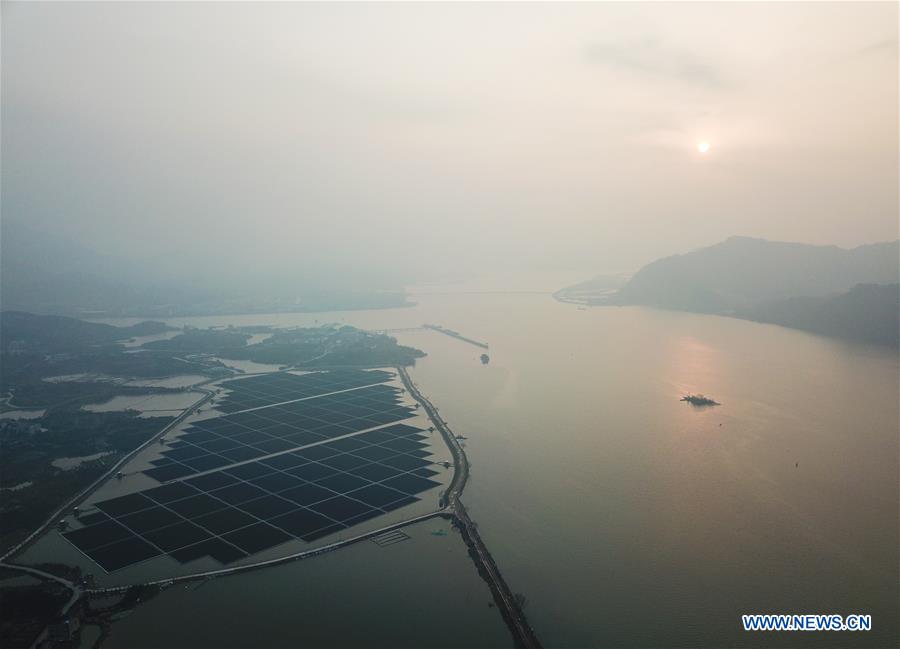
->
(105, 520, 513, 649)
(99, 287, 899, 648)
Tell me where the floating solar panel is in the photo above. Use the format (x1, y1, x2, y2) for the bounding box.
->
(352, 463, 403, 483)
(144, 521, 211, 553)
(279, 483, 335, 507)
(166, 494, 228, 518)
(293, 445, 340, 461)
(194, 507, 258, 535)
(381, 438, 427, 452)
(249, 472, 304, 493)
(143, 482, 201, 504)
(118, 506, 182, 535)
(211, 482, 270, 505)
(144, 464, 196, 482)
(91, 536, 161, 572)
(181, 454, 232, 472)
(320, 453, 369, 471)
(171, 538, 247, 565)
(344, 508, 384, 527)
(286, 462, 337, 482)
(238, 494, 297, 519)
(196, 438, 242, 453)
(301, 523, 345, 542)
(64, 520, 132, 552)
(215, 370, 395, 413)
(68, 369, 443, 572)
(224, 463, 272, 480)
(352, 445, 396, 461)
(219, 446, 265, 463)
(347, 484, 412, 509)
(186, 471, 240, 491)
(260, 454, 308, 470)
(317, 473, 370, 494)
(76, 511, 108, 526)
(379, 423, 425, 437)
(270, 509, 336, 539)
(180, 428, 221, 442)
(380, 455, 430, 472)
(309, 496, 374, 523)
(356, 429, 395, 444)
(95, 493, 155, 518)
(223, 522, 292, 555)
(162, 446, 208, 461)
(254, 438, 296, 454)
(381, 496, 419, 512)
(381, 474, 441, 495)
(282, 432, 321, 446)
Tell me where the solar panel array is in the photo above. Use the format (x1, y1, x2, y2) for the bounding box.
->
(144, 381, 415, 482)
(214, 369, 394, 413)
(63, 371, 443, 573)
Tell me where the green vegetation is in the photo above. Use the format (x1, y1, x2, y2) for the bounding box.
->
(1, 311, 168, 352)
(608, 237, 898, 313)
(739, 283, 900, 347)
(680, 394, 720, 406)
(0, 311, 425, 552)
(563, 237, 900, 346)
(143, 329, 251, 353)
(0, 579, 71, 649)
(0, 411, 173, 550)
(148, 324, 426, 368)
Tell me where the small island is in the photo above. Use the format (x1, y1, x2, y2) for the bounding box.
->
(681, 394, 720, 406)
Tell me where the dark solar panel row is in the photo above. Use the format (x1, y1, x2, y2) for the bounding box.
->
(144, 384, 416, 483)
(65, 424, 441, 572)
(215, 369, 395, 412)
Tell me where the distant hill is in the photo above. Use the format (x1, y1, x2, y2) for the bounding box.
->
(609, 237, 899, 313)
(561, 237, 899, 346)
(0, 311, 168, 353)
(553, 274, 629, 305)
(740, 283, 899, 347)
(0, 221, 217, 317)
(0, 221, 412, 317)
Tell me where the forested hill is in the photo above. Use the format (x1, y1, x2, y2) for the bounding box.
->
(739, 283, 899, 347)
(609, 237, 898, 313)
(0, 311, 167, 352)
(560, 237, 899, 347)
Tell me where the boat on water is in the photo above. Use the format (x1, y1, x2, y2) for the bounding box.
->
(681, 394, 720, 406)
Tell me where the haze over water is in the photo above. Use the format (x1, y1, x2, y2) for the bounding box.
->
(4, 2, 897, 290)
(97, 284, 899, 648)
(3, 2, 897, 645)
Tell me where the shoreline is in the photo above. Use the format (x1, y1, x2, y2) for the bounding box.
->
(397, 366, 542, 649)
(4, 364, 542, 649)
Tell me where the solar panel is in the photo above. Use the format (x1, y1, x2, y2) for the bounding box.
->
(64, 369, 441, 572)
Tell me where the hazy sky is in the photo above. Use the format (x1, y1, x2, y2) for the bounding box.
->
(3, 1, 897, 286)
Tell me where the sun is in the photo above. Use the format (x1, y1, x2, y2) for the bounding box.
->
(697, 141, 711, 154)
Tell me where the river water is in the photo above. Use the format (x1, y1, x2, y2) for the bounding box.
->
(98, 284, 898, 648)
(105, 520, 513, 649)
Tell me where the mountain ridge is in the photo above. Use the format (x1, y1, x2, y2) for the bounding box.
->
(562, 237, 899, 346)
(609, 237, 898, 313)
